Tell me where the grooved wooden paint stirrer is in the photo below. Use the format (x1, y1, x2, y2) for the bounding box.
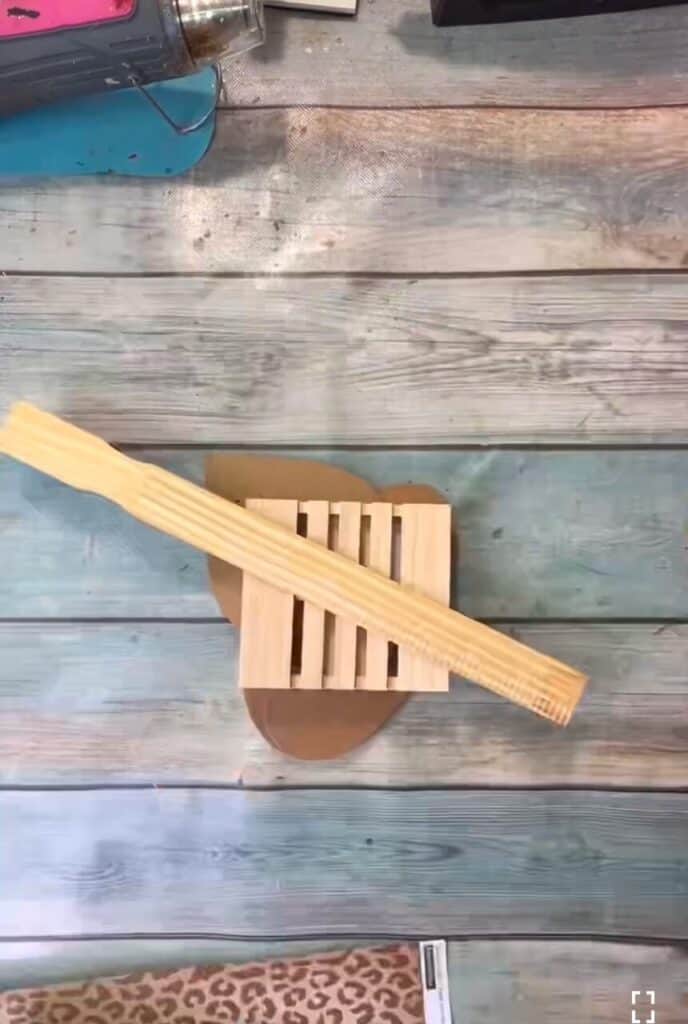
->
(0, 403, 588, 724)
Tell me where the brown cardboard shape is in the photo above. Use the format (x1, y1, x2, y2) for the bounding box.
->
(206, 454, 446, 761)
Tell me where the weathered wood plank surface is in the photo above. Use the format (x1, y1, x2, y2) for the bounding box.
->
(3, 273, 688, 444)
(1, 623, 686, 787)
(0, 449, 684, 618)
(226, 0, 688, 108)
(6, 108, 688, 273)
(1, 790, 686, 939)
(2, 939, 686, 1024)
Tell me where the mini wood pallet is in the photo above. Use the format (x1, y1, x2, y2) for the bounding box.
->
(240, 499, 451, 692)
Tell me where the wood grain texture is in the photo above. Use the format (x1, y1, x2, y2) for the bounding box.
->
(0, 622, 685, 787)
(6, 108, 688, 273)
(395, 504, 451, 693)
(3, 273, 688, 445)
(226, 0, 688, 108)
(239, 499, 298, 689)
(1, 789, 686, 938)
(1, 939, 687, 1023)
(329, 501, 360, 691)
(364, 503, 393, 689)
(300, 500, 330, 689)
(1, 0, 685, 985)
(0, 448, 684, 619)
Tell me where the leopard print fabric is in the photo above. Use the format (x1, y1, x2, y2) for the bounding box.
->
(1, 945, 425, 1024)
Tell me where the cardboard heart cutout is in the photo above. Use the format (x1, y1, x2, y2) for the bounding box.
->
(206, 454, 446, 761)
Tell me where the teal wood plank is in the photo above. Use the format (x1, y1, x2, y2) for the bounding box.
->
(0, 450, 685, 618)
(1, 938, 687, 1023)
(1, 790, 686, 939)
(0, 622, 686, 787)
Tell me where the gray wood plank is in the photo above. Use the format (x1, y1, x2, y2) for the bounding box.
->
(1, 938, 687, 1024)
(7, 108, 688, 273)
(225, 0, 688, 108)
(0, 449, 685, 618)
(3, 273, 688, 445)
(1, 623, 686, 787)
(1, 790, 686, 939)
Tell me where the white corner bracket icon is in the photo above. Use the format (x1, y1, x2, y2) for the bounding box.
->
(631, 989, 656, 1024)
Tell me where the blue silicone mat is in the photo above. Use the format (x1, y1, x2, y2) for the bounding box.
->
(0, 68, 217, 177)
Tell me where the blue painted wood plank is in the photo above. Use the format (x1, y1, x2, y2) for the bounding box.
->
(0, 450, 685, 617)
(1, 790, 686, 940)
(0, 622, 686, 787)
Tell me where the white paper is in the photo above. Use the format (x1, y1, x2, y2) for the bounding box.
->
(266, 0, 357, 13)
(419, 940, 453, 1024)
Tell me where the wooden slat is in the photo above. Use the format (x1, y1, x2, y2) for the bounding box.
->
(396, 505, 451, 693)
(298, 500, 330, 689)
(239, 499, 298, 689)
(226, 0, 688, 109)
(1, 622, 685, 788)
(1, 789, 686, 938)
(329, 502, 361, 690)
(3, 273, 688, 446)
(0, 449, 684, 619)
(1, 939, 687, 1023)
(6, 109, 688, 273)
(364, 502, 393, 690)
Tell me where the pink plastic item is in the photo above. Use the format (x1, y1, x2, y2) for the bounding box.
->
(0, 0, 135, 38)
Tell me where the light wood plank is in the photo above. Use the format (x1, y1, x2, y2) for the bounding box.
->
(329, 502, 361, 691)
(239, 499, 298, 689)
(1, 939, 686, 1024)
(1, 789, 686, 938)
(364, 503, 393, 690)
(226, 0, 688, 108)
(7, 108, 688, 273)
(396, 505, 451, 693)
(3, 273, 688, 446)
(0, 448, 684, 619)
(298, 500, 330, 689)
(1, 622, 685, 787)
